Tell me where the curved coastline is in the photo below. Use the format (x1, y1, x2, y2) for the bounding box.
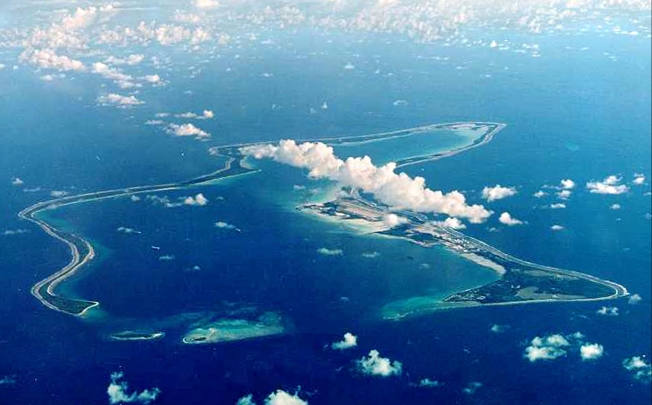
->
(19, 157, 257, 316)
(19, 121, 628, 318)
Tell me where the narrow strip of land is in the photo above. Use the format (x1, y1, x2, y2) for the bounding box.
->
(20, 157, 257, 316)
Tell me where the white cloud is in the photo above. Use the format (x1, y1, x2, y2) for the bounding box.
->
(481, 185, 517, 202)
(628, 294, 642, 305)
(580, 343, 604, 361)
(97, 93, 144, 107)
(533, 190, 547, 198)
(596, 306, 619, 316)
(490, 324, 506, 333)
(92, 62, 135, 87)
(50, 190, 68, 197)
(362, 251, 380, 258)
(166, 123, 210, 139)
(623, 356, 652, 383)
(524, 334, 570, 362)
(317, 247, 343, 256)
(560, 179, 576, 189)
(183, 193, 209, 206)
(195, 0, 220, 9)
(105, 54, 144, 66)
(3, 229, 30, 236)
(463, 381, 483, 395)
(357, 350, 403, 377)
(344, 63, 355, 70)
(175, 110, 214, 120)
(331, 332, 357, 350)
(418, 378, 441, 388)
(20, 48, 85, 71)
(144, 74, 163, 85)
(383, 213, 408, 228)
(633, 174, 646, 185)
(117, 227, 141, 234)
(499, 212, 523, 226)
(107, 372, 160, 405)
(556, 190, 572, 200)
(551, 224, 564, 231)
(236, 394, 256, 405)
(436, 217, 467, 230)
(549, 203, 566, 209)
(265, 390, 308, 405)
(11, 177, 24, 186)
(587, 175, 629, 195)
(215, 221, 240, 232)
(242, 140, 491, 223)
(610, 204, 621, 210)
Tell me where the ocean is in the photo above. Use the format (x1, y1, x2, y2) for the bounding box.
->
(0, 24, 650, 405)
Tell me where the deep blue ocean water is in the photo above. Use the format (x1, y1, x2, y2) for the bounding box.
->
(0, 25, 650, 405)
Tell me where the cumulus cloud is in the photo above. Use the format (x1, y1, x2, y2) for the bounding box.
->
(183, 193, 209, 206)
(499, 212, 523, 226)
(265, 390, 308, 405)
(357, 350, 403, 377)
(587, 175, 629, 195)
(525, 333, 608, 363)
(97, 93, 144, 107)
(50, 190, 68, 197)
(551, 224, 564, 231)
(215, 221, 240, 232)
(20, 48, 85, 71)
(596, 306, 619, 316)
(143, 74, 163, 85)
(628, 294, 642, 305)
(92, 62, 136, 88)
(117, 227, 141, 234)
(107, 372, 160, 405)
(524, 334, 570, 362)
(623, 356, 652, 383)
(580, 343, 604, 361)
(317, 247, 343, 256)
(417, 378, 441, 388)
(436, 217, 467, 230)
(610, 204, 621, 210)
(236, 394, 256, 405)
(331, 332, 358, 350)
(549, 203, 566, 209)
(3, 229, 30, 236)
(176, 110, 214, 120)
(362, 251, 380, 258)
(105, 54, 144, 66)
(633, 174, 646, 185)
(242, 140, 491, 223)
(11, 177, 24, 186)
(533, 190, 547, 198)
(490, 324, 507, 333)
(556, 190, 572, 200)
(463, 382, 483, 395)
(382, 213, 408, 228)
(560, 179, 575, 190)
(481, 184, 517, 202)
(195, 0, 220, 9)
(166, 123, 210, 139)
